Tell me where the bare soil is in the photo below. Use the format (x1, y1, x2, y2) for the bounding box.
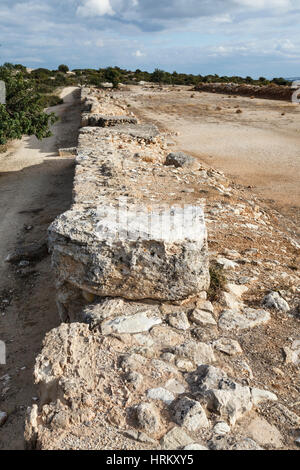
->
(125, 85, 300, 231)
(0, 87, 81, 449)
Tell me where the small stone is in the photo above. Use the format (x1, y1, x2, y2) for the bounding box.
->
(196, 300, 214, 313)
(136, 403, 161, 434)
(263, 291, 289, 312)
(226, 283, 248, 298)
(216, 257, 238, 270)
(213, 421, 231, 435)
(160, 427, 193, 450)
(102, 312, 162, 335)
(175, 341, 215, 365)
(147, 387, 175, 405)
(190, 309, 216, 327)
(0, 411, 7, 427)
(251, 388, 278, 405)
(213, 338, 243, 356)
(173, 397, 209, 431)
(126, 371, 143, 389)
(165, 152, 200, 170)
(246, 417, 283, 449)
(295, 437, 300, 448)
(219, 308, 270, 331)
(220, 292, 243, 310)
(176, 359, 195, 372)
(283, 339, 300, 365)
(160, 352, 176, 363)
(164, 379, 186, 395)
(168, 312, 190, 331)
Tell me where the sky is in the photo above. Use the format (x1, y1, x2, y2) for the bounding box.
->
(0, 0, 299, 78)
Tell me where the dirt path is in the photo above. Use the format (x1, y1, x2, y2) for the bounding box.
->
(0, 87, 81, 449)
(126, 85, 300, 230)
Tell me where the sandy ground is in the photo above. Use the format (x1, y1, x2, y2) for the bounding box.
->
(0, 87, 81, 449)
(126, 85, 300, 229)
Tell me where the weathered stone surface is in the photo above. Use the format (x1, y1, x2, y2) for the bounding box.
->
(160, 427, 193, 450)
(175, 341, 215, 365)
(283, 339, 300, 365)
(219, 308, 270, 331)
(165, 152, 200, 170)
(246, 417, 283, 449)
(173, 397, 209, 431)
(147, 388, 175, 405)
(190, 309, 217, 327)
(164, 379, 186, 395)
(213, 338, 243, 356)
(86, 114, 138, 127)
(101, 311, 162, 335)
(196, 365, 252, 425)
(251, 388, 278, 405)
(263, 291, 289, 312)
(213, 421, 230, 435)
(168, 311, 190, 331)
(136, 403, 161, 434)
(49, 204, 209, 302)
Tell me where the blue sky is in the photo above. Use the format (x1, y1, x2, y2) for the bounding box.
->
(0, 0, 299, 77)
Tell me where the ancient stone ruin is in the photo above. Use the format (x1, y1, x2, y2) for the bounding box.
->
(24, 87, 297, 451)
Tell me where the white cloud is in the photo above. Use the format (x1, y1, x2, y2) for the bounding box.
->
(133, 49, 146, 57)
(77, 0, 115, 17)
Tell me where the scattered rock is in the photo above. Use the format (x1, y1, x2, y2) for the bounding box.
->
(173, 397, 209, 432)
(101, 312, 162, 335)
(165, 152, 200, 170)
(190, 309, 217, 327)
(136, 403, 161, 435)
(246, 417, 283, 449)
(213, 338, 243, 356)
(283, 339, 300, 365)
(263, 291, 289, 313)
(160, 426, 193, 450)
(175, 341, 215, 365)
(251, 388, 278, 405)
(219, 308, 270, 331)
(196, 366, 252, 425)
(213, 421, 231, 435)
(168, 311, 190, 331)
(164, 379, 186, 395)
(147, 387, 175, 405)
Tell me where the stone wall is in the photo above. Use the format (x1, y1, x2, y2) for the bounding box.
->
(24, 87, 286, 451)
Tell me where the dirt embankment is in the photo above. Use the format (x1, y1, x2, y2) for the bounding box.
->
(194, 83, 295, 102)
(0, 87, 81, 449)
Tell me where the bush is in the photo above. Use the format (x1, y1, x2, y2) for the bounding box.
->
(0, 65, 58, 146)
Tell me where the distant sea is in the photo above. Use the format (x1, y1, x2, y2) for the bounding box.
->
(285, 77, 300, 82)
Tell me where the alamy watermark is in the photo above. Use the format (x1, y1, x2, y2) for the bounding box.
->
(0, 340, 6, 365)
(291, 80, 300, 104)
(0, 80, 6, 105)
(95, 197, 207, 243)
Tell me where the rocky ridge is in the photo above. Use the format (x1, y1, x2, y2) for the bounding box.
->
(24, 87, 300, 450)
